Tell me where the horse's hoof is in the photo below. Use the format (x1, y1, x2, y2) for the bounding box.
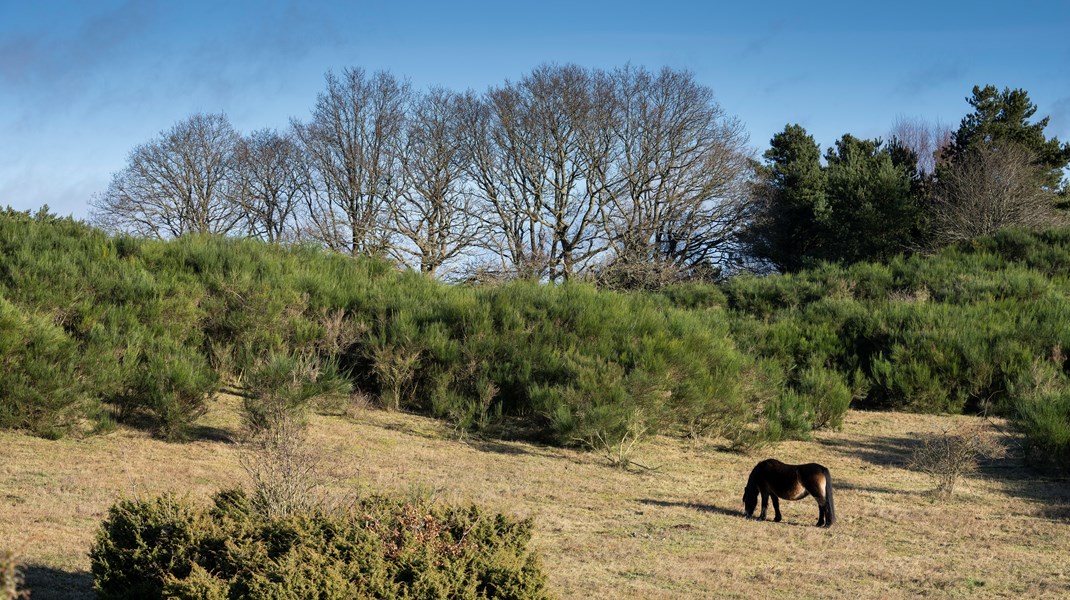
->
(774, 516, 782, 523)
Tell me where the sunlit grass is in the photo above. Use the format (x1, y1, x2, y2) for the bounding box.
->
(2, 398, 1067, 599)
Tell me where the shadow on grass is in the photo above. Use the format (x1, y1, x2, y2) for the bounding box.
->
(22, 564, 93, 600)
(639, 499, 823, 528)
(819, 434, 922, 468)
(190, 424, 236, 443)
(821, 429, 1070, 520)
(832, 480, 913, 496)
(638, 498, 744, 519)
(464, 437, 538, 457)
(975, 459, 1070, 521)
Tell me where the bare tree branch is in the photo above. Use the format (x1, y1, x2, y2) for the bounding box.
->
(931, 142, 1065, 245)
(232, 128, 307, 243)
(294, 68, 410, 256)
(91, 113, 241, 238)
(387, 88, 485, 278)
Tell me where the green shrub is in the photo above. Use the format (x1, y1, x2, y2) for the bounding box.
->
(795, 366, 854, 430)
(0, 296, 89, 438)
(90, 495, 214, 599)
(129, 344, 219, 441)
(90, 489, 550, 599)
(1011, 362, 1070, 471)
(241, 353, 351, 434)
(1015, 390, 1070, 471)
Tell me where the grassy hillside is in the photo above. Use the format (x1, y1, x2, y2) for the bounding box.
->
(1, 400, 1068, 599)
(0, 208, 757, 451)
(712, 229, 1070, 469)
(1, 208, 1068, 469)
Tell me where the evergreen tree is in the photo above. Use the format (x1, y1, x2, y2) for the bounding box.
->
(822, 134, 923, 263)
(744, 126, 923, 271)
(943, 85, 1070, 191)
(743, 124, 827, 272)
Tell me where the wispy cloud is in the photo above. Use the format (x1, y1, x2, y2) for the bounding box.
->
(893, 62, 968, 97)
(738, 21, 786, 59)
(0, 1, 159, 89)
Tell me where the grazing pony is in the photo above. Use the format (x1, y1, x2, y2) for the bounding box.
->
(743, 458, 835, 527)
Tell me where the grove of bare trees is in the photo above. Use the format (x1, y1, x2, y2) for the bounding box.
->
(92, 75, 1070, 281)
(91, 64, 754, 282)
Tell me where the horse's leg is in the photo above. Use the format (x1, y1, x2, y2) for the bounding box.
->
(758, 490, 769, 520)
(771, 495, 782, 522)
(808, 475, 828, 527)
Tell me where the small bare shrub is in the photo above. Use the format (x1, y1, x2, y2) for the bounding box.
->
(910, 422, 1004, 497)
(239, 412, 322, 519)
(370, 343, 422, 411)
(239, 353, 350, 518)
(595, 256, 684, 292)
(1, 549, 25, 600)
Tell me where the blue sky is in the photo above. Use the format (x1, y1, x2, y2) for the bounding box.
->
(2, 0, 1068, 219)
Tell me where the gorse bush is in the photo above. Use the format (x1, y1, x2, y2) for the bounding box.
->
(0, 208, 753, 450)
(3, 208, 1069, 466)
(1010, 359, 1070, 471)
(713, 230, 1070, 467)
(0, 296, 89, 438)
(241, 353, 351, 434)
(90, 490, 549, 599)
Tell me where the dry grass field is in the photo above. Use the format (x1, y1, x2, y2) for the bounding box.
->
(2, 396, 1069, 599)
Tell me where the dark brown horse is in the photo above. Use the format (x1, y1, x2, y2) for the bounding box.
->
(743, 458, 835, 527)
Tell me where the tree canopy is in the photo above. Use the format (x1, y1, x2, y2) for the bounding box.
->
(943, 85, 1070, 191)
(744, 126, 921, 271)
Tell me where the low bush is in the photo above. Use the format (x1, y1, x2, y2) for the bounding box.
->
(1010, 360, 1070, 471)
(90, 490, 549, 599)
(1, 549, 24, 600)
(0, 296, 88, 438)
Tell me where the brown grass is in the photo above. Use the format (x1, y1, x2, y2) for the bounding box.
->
(2, 397, 1069, 599)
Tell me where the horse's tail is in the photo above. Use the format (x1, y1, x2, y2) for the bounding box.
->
(823, 466, 836, 526)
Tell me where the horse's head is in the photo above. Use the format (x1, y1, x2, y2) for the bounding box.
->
(742, 486, 757, 518)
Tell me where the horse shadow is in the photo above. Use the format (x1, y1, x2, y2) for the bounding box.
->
(638, 498, 821, 527)
(20, 564, 94, 600)
(637, 498, 742, 518)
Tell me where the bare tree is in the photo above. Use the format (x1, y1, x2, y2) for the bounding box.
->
(232, 128, 307, 243)
(462, 83, 554, 279)
(91, 113, 241, 238)
(890, 116, 952, 174)
(462, 65, 618, 281)
(604, 66, 753, 279)
(930, 142, 1064, 245)
(388, 88, 483, 277)
(294, 68, 410, 256)
(522, 65, 615, 281)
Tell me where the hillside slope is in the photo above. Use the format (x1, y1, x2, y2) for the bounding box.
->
(2, 400, 1067, 599)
